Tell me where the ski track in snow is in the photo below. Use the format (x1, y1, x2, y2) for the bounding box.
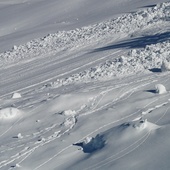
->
(0, 50, 122, 99)
(84, 106, 170, 170)
(31, 75, 170, 170)
(1, 72, 169, 169)
(0, 75, 152, 169)
(1, 1, 170, 170)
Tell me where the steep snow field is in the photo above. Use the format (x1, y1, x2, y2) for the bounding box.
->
(1, 0, 170, 170)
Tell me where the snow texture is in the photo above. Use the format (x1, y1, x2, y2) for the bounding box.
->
(0, 2, 170, 67)
(1, 1, 170, 170)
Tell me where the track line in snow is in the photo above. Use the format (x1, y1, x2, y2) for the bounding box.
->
(85, 99, 170, 169)
(86, 132, 151, 170)
(0, 50, 121, 99)
(32, 81, 161, 170)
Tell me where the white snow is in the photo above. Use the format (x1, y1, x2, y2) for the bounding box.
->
(155, 84, 167, 94)
(0, 2, 170, 67)
(12, 92, 22, 99)
(161, 60, 170, 72)
(1, 0, 170, 170)
(0, 107, 21, 119)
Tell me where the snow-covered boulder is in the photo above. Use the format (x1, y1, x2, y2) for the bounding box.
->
(15, 133, 23, 139)
(81, 135, 105, 153)
(155, 84, 167, 94)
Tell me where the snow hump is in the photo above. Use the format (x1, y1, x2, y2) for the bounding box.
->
(74, 135, 105, 153)
(0, 107, 21, 119)
(155, 84, 167, 94)
(12, 92, 22, 99)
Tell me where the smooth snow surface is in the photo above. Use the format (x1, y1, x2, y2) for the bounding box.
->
(1, 0, 170, 170)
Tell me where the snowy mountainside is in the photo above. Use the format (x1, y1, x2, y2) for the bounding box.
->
(0, 1, 170, 170)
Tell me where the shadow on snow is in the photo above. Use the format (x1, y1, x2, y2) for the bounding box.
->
(92, 32, 170, 53)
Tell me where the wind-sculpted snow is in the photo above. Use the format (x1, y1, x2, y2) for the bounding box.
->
(0, 2, 170, 66)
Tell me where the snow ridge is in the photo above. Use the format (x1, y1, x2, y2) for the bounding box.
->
(0, 2, 170, 66)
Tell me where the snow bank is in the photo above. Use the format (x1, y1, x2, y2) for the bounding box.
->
(0, 2, 170, 66)
(0, 107, 21, 119)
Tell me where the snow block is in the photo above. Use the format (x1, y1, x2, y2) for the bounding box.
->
(155, 84, 167, 94)
(12, 92, 22, 99)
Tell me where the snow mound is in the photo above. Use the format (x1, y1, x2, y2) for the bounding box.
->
(74, 135, 105, 153)
(0, 107, 21, 119)
(11, 92, 22, 99)
(13, 133, 23, 139)
(124, 118, 159, 131)
(107, 119, 158, 143)
(0, 2, 170, 66)
(155, 84, 167, 94)
(75, 118, 158, 153)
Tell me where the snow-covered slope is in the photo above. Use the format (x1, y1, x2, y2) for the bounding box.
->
(0, 0, 170, 170)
